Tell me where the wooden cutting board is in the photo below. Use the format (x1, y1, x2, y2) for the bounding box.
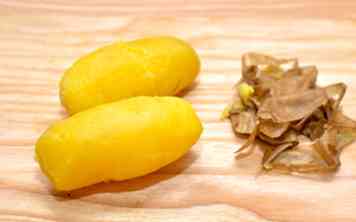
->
(1, 1, 356, 221)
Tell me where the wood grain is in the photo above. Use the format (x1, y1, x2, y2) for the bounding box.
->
(1, 0, 356, 221)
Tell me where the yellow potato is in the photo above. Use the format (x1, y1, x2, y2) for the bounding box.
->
(36, 97, 203, 191)
(60, 36, 200, 114)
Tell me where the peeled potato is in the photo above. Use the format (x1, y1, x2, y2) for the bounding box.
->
(36, 97, 203, 191)
(60, 36, 200, 114)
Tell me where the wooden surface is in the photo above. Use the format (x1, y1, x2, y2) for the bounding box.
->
(1, 0, 356, 221)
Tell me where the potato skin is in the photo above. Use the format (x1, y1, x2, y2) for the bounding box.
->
(60, 36, 200, 114)
(35, 97, 203, 191)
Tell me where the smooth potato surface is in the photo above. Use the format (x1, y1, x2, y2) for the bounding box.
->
(60, 36, 200, 114)
(36, 97, 203, 191)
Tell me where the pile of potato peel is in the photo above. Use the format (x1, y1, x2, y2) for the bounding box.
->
(224, 53, 356, 173)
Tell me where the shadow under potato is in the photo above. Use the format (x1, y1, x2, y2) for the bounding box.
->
(176, 81, 199, 97)
(52, 150, 197, 199)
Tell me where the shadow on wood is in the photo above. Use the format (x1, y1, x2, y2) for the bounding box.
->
(176, 80, 199, 97)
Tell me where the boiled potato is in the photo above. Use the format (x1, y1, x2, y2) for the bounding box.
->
(60, 36, 200, 114)
(36, 97, 203, 191)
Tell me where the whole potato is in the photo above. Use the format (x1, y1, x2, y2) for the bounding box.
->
(36, 97, 202, 191)
(60, 36, 200, 114)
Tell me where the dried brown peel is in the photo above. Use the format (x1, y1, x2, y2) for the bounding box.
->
(300, 66, 318, 78)
(271, 67, 317, 97)
(235, 128, 258, 159)
(268, 142, 329, 173)
(263, 142, 298, 170)
(258, 129, 298, 145)
(331, 111, 356, 150)
(224, 52, 356, 173)
(241, 53, 298, 84)
(231, 109, 257, 134)
(325, 83, 346, 110)
(291, 116, 310, 131)
(265, 88, 328, 123)
(259, 120, 289, 138)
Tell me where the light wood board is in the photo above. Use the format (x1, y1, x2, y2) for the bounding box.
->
(1, 0, 356, 221)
